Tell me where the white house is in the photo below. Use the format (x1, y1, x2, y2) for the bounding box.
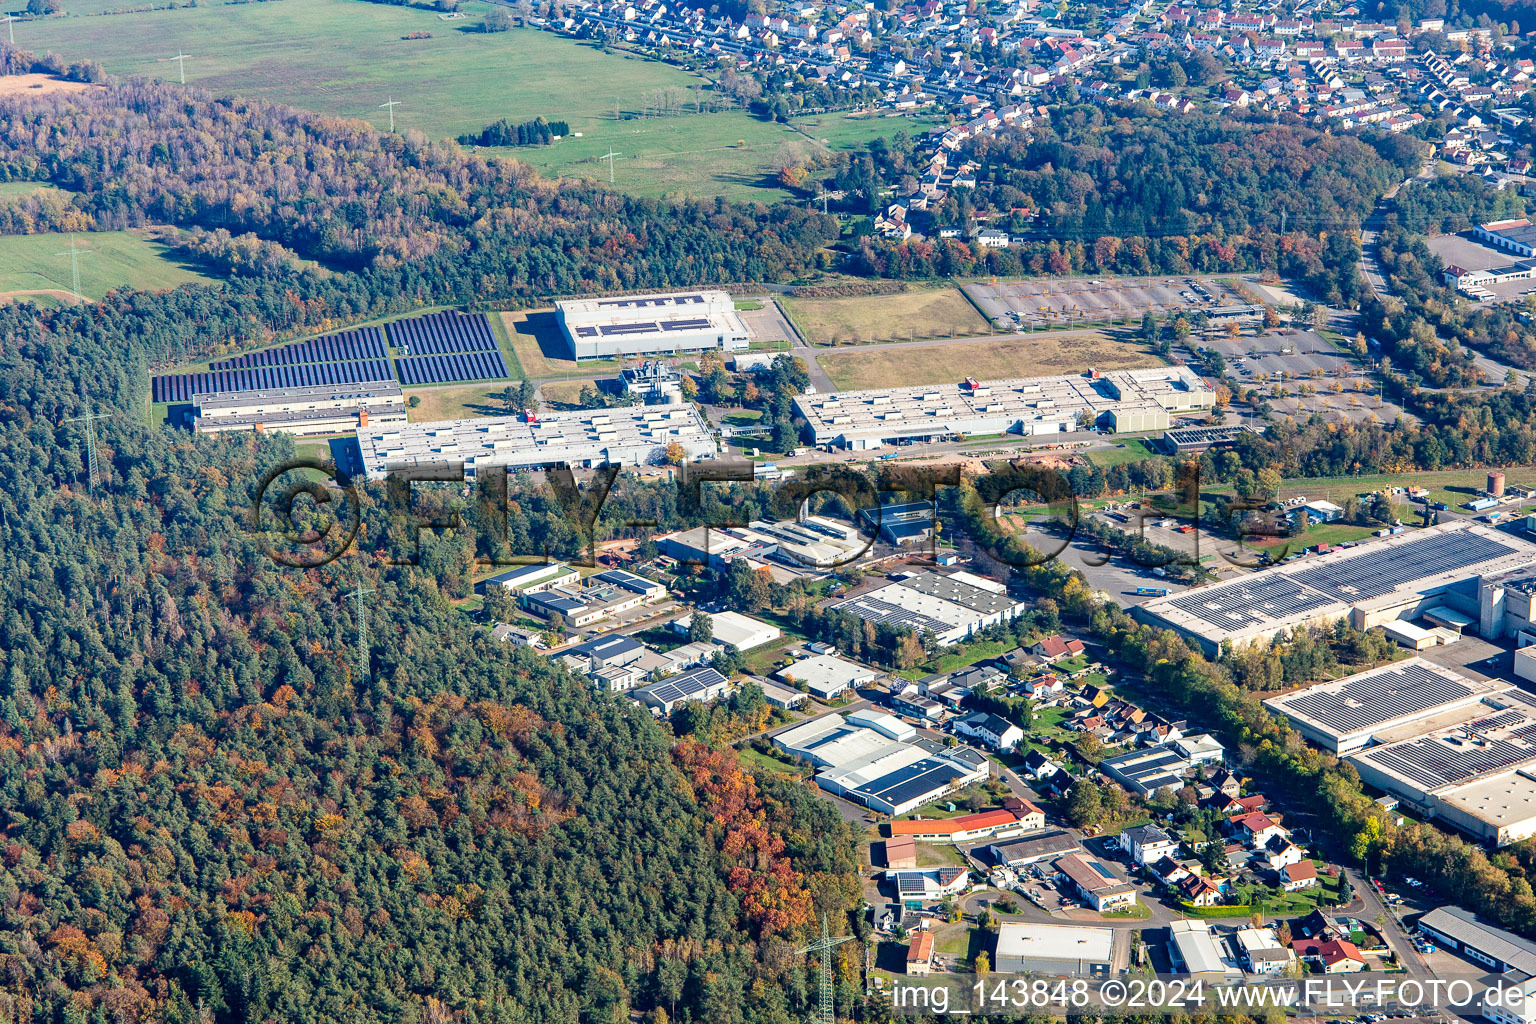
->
(1120, 824, 1180, 866)
(953, 711, 1024, 752)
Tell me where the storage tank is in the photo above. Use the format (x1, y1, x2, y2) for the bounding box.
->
(1489, 471, 1507, 497)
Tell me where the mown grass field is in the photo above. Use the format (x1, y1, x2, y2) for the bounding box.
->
(405, 384, 517, 422)
(500, 310, 621, 378)
(783, 284, 989, 345)
(0, 229, 215, 300)
(817, 330, 1164, 390)
(20, 0, 937, 200)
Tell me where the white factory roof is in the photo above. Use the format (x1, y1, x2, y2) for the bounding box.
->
(776, 653, 878, 693)
(673, 610, 780, 651)
(356, 405, 716, 479)
(995, 923, 1114, 964)
(774, 713, 907, 768)
(1169, 920, 1237, 976)
(557, 290, 746, 344)
(794, 366, 1212, 442)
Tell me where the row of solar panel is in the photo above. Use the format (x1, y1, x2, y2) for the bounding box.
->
(385, 311, 499, 356)
(152, 360, 395, 403)
(394, 350, 509, 387)
(210, 327, 388, 370)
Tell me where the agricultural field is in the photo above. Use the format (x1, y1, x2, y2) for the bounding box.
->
(18, 0, 935, 200)
(816, 330, 1164, 390)
(782, 284, 989, 345)
(0, 229, 215, 302)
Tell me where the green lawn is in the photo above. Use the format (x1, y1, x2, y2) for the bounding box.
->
(19, 0, 938, 201)
(0, 229, 215, 300)
(1088, 437, 1161, 467)
(504, 108, 939, 202)
(898, 640, 1007, 682)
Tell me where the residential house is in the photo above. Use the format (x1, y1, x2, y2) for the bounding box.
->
(1120, 824, 1180, 867)
(906, 930, 935, 976)
(953, 711, 1024, 752)
(1032, 634, 1086, 663)
(1281, 860, 1319, 891)
(1179, 873, 1223, 908)
(1293, 938, 1366, 973)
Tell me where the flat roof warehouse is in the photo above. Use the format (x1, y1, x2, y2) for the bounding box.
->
(794, 367, 1215, 450)
(1135, 522, 1536, 655)
(557, 290, 750, 361)
(356, 405, 718, 481)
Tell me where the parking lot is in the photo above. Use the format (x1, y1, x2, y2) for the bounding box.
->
(1426, 232, 1536, 304)
(965, 276, 1252, 328)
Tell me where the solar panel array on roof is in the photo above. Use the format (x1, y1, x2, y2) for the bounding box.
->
(1356, 736, 1534, 790)
(1163, 575, 1335, 631)
(837, 596, 953, 635)
(854, 759, 969, 810)
(1469, 710, 1529, 734)
(209, 326, 387, 369)
(386, 312, 498, 356)
(394, 350, 508, 386)
(596, 294, 705, 308)
(1278, 662, 1475, 735)
(660, 318, 712, 331)
(152, 360, 394, 402)
(1287, 531, 1518, 601)
(895, 873, 928, 896)
(638, 667, 727, 707)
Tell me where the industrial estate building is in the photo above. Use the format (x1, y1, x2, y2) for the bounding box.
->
(355, 405, 717, 480)
(556, 290, 750, 360)
(1263, 659, 1510, 755)
(1475, 219, 1536, 259)
(1134, 522, 1536, 656)
(660, 517, 869, 571)
(1347, 690, 1536, 847)
(831, 569, 1030, 646)
(191, 382, 408, 436)
(994, 923, 1117, 976)
(1264, 658, 1536, 846)
(793, 367, 1215, 450)
(773, 709, 990, 815)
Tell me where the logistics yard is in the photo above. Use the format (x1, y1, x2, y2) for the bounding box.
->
(964, 276, 1257, 329)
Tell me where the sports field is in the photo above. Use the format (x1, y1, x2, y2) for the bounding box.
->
(0, 229, 215, 301)
(16, 0, 933, 200)
(782, 285, 990, 345)
(816, 331, 1164, 390)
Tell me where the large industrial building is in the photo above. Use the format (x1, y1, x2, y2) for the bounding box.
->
(355, 405, 717, 481)
(1135, 521, 1536, 656)
(556, 290, 750, 360)
(1263, 659, 1511, 755)
(773, 709, 989, 815)
(794, 367, 1215, 450)
(192, 382, 408, 437)
(1347, 690, 1536, 847)
(1475, 219, 1536, 259)
(831, 569, 1031, 646)
(994, 923, 1118, 976)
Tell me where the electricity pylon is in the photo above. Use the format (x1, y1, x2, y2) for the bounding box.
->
(796, 914, 854, 1024)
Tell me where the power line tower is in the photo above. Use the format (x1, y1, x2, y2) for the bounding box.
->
(347, 580, 375, 686)
(796, 914, 853, 1024)
(61, 408, 109, 492)
(3, 14, 15, 45)
(603, 147, 621, 184)
(379, 96, 400, 132)
(54, 234, 92, 302)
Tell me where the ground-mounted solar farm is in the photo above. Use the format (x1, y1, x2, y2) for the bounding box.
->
(151, 311, 511, 403)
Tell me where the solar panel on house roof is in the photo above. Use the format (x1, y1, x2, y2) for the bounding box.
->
(1287, 532, 1518, 601)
